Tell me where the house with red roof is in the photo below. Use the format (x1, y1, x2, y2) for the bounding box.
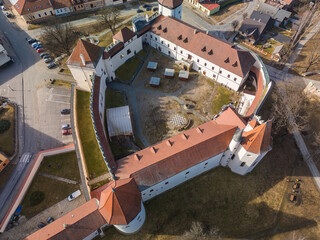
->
(188, 0, 220, 15)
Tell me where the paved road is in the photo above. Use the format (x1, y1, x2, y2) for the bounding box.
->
(0, 11, 74, 228)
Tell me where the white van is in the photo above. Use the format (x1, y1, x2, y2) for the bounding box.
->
(67, 190, 81, 201)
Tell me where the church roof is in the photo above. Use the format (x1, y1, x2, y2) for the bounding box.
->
(67, 39, 103, 68)
(25, 199, 106, 240)
(215, 106, 247, 129)
(158, 0, 183, 9)
(98, 178, 141, 225)
(241, 120, 272, 154)
(113, 27, 137, 43)
(115, 121, 237, 189)
(150, 16, 255, 77)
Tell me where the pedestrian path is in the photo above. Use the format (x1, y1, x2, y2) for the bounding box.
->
(38, 172, 78, 185)
(88, 173, 111, 185)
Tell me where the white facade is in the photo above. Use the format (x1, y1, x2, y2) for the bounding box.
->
(114, 202, 146, 234)
(68, 66, 95, 91)
(54, 7, 72, 16)
(159, 4, 182, 19)
(141, 153, 223, 201)
(143, 32, 245, 91)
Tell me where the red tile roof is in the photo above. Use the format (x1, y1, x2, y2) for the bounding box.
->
(150, 17, 256, 77)
(113, 27, 137, 43)
(116, 121, 237, 189)
(14, 0, 52, 15)
(107, 42, 124, 58)
(199, 2, 220, 11)
(67, 39, 103, 68)
(215, 107, 247, 129)
(241, 120, 272, 154)
(90, 181, 113, 201)
(158, 0, 183, 9)
(248, 118, 259, 128)
(51, 0, 72, 9)
(98, 178, 141, 225)
(25, 199, 106, 240)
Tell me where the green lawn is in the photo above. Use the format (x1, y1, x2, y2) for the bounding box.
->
(105, 89, 125, 109)
(77, 90, 108, 178)
(21, 175, 79, 219)
(211, 85, 236, 115)
(0, 104, 15, 156)
(38, 151, 80, 182)
(264, 46, 275, 54)
(115, 56, 142, 82)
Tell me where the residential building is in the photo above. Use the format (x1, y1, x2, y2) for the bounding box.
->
(0, 41, 12, 67)
(13, 0, 55, 23)
(257, 2, 291, 27)
(265, 0, 294, 10)
(187, 0, 220, 16)
(51, 0, 73, 15)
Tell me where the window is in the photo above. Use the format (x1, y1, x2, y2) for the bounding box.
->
(213, 74, 216, 78)
(219, 70, 222, 74)
(180, 50, 183, 54)
(161, 41, 163, 44)
(240, 162, 246, 167)
(174, 47, 176, 50)
(143, 193, 146, 195)
(155, 37, 157, 41)
(205, 162, 208, 165)
(150, 189, 154, 192)
(127, 49, 131, 55)
(199, 67, 201, 71)
(247, 154, 251, 157)
(44, 12, 47, 15)
(234, 77, 237, 81)
(3, 163, 6, 167)
(38, 14, 41, 17)
(120, 54, 124, 59)
(168, 44, 170, 47)
(185, 171, 189, 175)
(197, 59, 199, 63)
(227, 74, 230, 78)
(204, 63, 207, 66)
(165, 182, 169, 185)
(231, 154, 235, 160)
(212, 66, 214, 70)
(252, 161, 258, 167)
(151, 35, 153, 39)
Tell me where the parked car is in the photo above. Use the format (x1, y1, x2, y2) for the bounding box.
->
(35, 45, 43, 50)
(44, 58, 53, 63)
(40, 52, 49, 58)
(5, 12, 12, 18)
(137, 9, 144, 13)
(47, 62, 57, 69)
(32, 42, 40, 48)
(152, 7, 158, 12)
(143, 4, 151, 8)
(62, 129, 72, 135)
(43, 55, 51, 60)
(61, 109, 70, 114)
(146, 7, 152, 11)
(27, 38, 37, 44)
(37, 48, 45, 53)
(46, 217, 54, 224)
(37, 222, 46, 229)
(67, 190, 81, 201)
(61, 124, 71, 130)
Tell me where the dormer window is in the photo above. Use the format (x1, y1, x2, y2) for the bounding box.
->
(224, 57, 230, 63)
(201, 46, 206, 52)
(178, 35, 182, 40)
(27, 8, 30, 11)
(163, 27, 167, 33)
(183, 37, 188, 43)
(232, 61, 238, 67)
(208, 50, 213, 55)
(157, 25, 162, 30)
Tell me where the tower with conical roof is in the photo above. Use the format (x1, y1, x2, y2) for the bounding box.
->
(158, 0, 183, 19)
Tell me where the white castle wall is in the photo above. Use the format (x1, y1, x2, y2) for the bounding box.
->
(114, 202, 146, 234)
(68, 66, 95, 91)
(159, 4, 182, 19)
(145, 32, 244, 91)
(141, 153, 223, 202)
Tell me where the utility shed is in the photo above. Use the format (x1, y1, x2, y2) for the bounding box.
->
(179, 70, 189, 80)
(147, 61, 158, 71)
(149, 77, 161, 87)
(164, 68, 175, 78)
(106, 106, 133, 138)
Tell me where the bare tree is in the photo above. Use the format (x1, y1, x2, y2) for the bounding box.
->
(180, 222, 220, 240)
(231, 20, 239, 32)
(305, 35, 320, 72)
(270, 81, 309, 134)
(99, 7, 121, 35)
(242, 12, 248, 20)
(279, 42, 294, 63)
(41, 22, 78, 56)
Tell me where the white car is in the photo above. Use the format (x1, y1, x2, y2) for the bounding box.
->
(61, 124, 71, 130)
(67, 190, 81, 201)
(1, 6, 6, 11)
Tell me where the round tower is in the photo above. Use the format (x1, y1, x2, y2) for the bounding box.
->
(158, 0, 183, 19)
(98, 178, 146, 234)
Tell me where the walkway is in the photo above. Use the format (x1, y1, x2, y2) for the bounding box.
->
(38, 172, 78, 185)
(88, 173, 111, 185)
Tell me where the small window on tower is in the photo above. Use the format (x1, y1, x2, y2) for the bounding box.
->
(240, 162, 246, 167)
(231, 154, 235, 160)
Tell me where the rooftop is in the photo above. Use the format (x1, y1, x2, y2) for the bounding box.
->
(113, 27, 137, 44)
(158, 0, 184, 9)
(14, 0, 52, 15)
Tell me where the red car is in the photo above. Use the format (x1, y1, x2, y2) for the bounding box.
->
(37, 48, 45, 53)
(62, 129, 72, 135)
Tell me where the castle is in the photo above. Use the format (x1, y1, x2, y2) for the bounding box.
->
(26, 0, 272, 238)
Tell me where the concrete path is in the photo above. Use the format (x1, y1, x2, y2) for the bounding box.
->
(88, 173, 111, 185)
(38, 172, 78, 185)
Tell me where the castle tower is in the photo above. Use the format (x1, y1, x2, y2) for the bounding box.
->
(227, 120, 272, 175)
(158, 0, 183, 19)
(98, 178, 146, 234)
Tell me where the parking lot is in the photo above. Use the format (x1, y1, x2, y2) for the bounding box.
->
(37, 84, 73, 150)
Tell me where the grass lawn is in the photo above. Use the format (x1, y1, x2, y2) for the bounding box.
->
(211, 1, 244, 22)
(115, 55, 142, 82)
(37, 151, 80, 182)
(21, 175, 79, 219)
(211, 84, 237, 115)
(264, 46, 275, 54)
(101, 131, 320, 239)
(271, 26, 294, 38)
(0, 104, 15, 156)
(76, 90, 108, 178)
(105, 89, 125, 109)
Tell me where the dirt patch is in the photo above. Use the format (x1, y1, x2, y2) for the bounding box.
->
(211, 2, 245, 23)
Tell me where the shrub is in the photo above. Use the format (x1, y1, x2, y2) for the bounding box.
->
(29, 191, 45, 206)
(0, 119, 11, 134)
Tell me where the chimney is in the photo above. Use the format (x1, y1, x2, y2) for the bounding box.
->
(63, 224, 68, 228)
(194, 29, 198, 34)
(79, 54, 86, 66)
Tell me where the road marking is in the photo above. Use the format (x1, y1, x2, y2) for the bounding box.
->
(60, 118, 70, 122)
(46, 99, 70, 104)
(50, 93, 70, 98)
(20, 153, 32, 163)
